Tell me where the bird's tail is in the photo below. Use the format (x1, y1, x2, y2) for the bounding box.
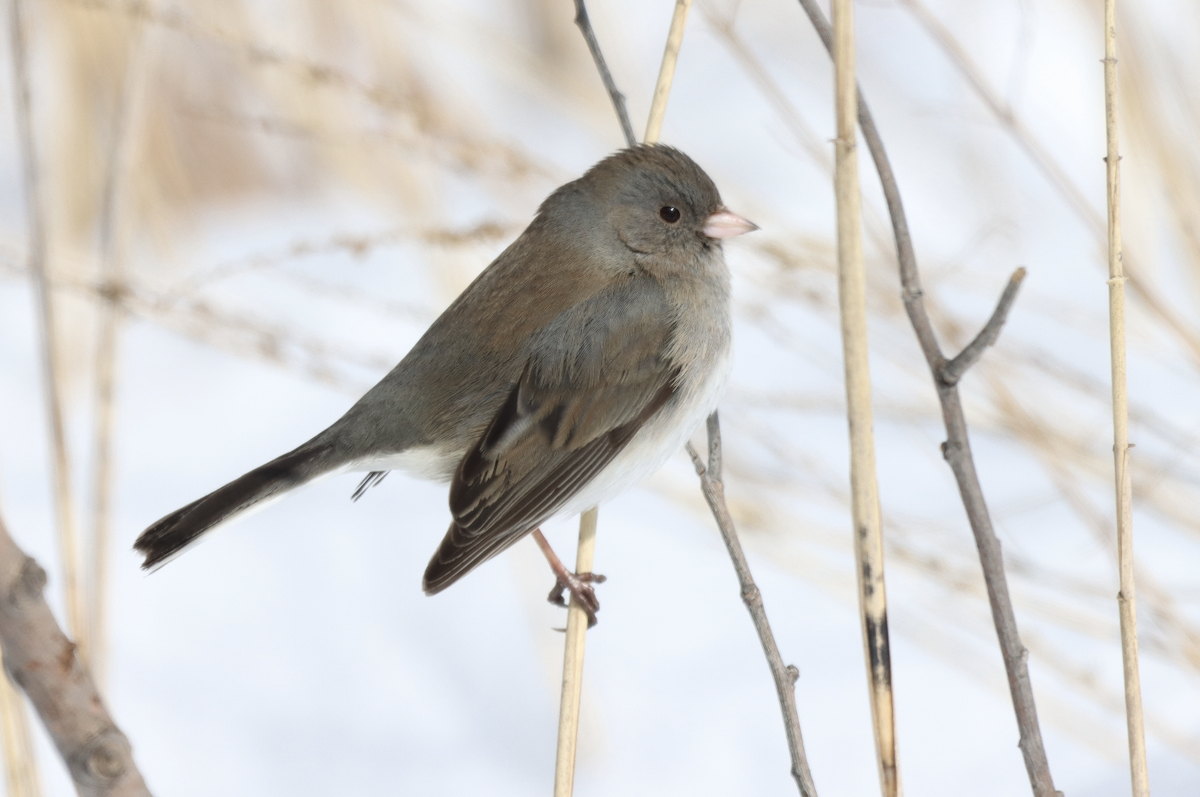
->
(134, 442, 337, 569)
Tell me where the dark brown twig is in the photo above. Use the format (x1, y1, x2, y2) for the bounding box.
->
(687, 414, 818, 797)
(794, 1, 1060, 794)
(572, 0, 636, 148)
(0, 512, 152, 796)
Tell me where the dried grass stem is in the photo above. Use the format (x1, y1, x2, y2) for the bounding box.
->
(8, 0, 87, 658)
(1103, 2, 1150, 794)
(796, 0, 1059, 793)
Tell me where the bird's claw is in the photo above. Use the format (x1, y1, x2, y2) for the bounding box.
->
(547, 571, 607, 627)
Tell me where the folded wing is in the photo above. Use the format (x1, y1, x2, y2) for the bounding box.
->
(422, 276, 678, 593)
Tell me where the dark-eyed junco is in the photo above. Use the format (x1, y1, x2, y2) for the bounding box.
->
(135, 145, 756, 619)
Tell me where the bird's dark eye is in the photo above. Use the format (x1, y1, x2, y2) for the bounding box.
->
(659, 206, 681, 223)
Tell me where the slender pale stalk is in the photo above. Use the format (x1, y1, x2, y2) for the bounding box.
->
(1103, 3, 1150, 794)
(795, 1, 1058, 792)
(89, 4, 157, 690)
(644, 0, 692, 144)
(553, 5, 697, 793)
(9, 0, 87, 657)
(831, 1, 899, 794)
(0, 650, 42, 797)
(552, 507, 597, 797)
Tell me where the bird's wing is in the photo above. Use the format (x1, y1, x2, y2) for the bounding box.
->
(422, 276, 679, 593)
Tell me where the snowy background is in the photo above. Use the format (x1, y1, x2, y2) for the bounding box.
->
(0, 0, 1199, 794)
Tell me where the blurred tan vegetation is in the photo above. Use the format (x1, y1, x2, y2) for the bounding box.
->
(1, 0, 1199, 780)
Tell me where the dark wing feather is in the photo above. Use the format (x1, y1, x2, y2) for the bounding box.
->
(422, 276, 679, 594)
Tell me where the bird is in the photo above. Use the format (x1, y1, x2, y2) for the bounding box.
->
(134, 145, 756, 624)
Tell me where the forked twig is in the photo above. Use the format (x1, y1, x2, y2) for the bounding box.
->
(794, 1, 1061, 794)
(1103, 2, 1149, 794)
(897, 0, 1200, 367)
(0, 511, 152, 796)
(687, 416, 818, 797)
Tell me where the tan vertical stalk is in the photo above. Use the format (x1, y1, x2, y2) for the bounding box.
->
(1103, 3, 1149, 795)
(553, 7, 692, 793)
(89, 7, 157, 690)
(8, 0, 86, 655)
(831, 0, 899, 794)
(0, 650, 41, 797)
(552, 507, 597, 797)
(643, 0, 692, 144)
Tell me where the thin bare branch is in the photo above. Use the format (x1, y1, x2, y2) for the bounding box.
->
(1103, 2, 1149, 793)
(687, 417, 817, 797)
(572, 0, 635, 147)
(0, 511, 152, 796)
(794, 0, 1061, 794)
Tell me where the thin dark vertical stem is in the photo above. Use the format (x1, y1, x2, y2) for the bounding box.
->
(572, 0, 636, 148)
(688, 415, 818, 797)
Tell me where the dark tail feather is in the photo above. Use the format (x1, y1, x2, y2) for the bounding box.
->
(135, 443, 335, 570)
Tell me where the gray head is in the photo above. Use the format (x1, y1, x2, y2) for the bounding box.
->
(536, 145, 756, 276)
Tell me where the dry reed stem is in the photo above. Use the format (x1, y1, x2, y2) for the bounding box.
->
(0, 512, 151, 796)
(88, 1, 157, 690)
(644, 0, 692, 144)
(830, 1, 899, 794)
(687, 415, 818, 797)
(9, 0, 88, 661)
(795, 0, 1060, 793)
(550, 4, 645, 793)
(0, 649, 42, 797)
(1103, 6, 1149, 793)
(552, 507, 597, 797)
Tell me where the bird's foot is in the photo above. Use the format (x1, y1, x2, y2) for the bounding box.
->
(530, 528, 607, 628)
(547, 571, 607, 628)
